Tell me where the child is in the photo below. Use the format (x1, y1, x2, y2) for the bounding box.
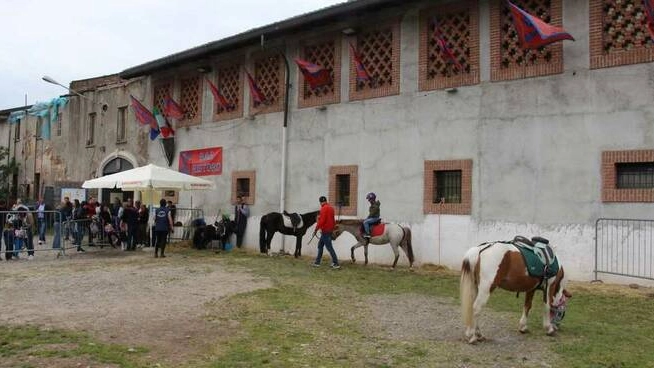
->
(3, 221, 14, 261)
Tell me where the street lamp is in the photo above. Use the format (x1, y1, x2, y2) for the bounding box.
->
(42, 75, 108, 112)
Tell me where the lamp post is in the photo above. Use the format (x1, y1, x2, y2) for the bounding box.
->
(42, 75, 108, 111)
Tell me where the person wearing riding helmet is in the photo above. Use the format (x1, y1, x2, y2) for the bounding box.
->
(363, 192, 380, 238)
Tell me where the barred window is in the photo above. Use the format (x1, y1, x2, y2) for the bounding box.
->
(56, 113, 62, 137)
(616, 163, 654, 189)
(335, 174, 351, 207)
(434, 170, 462, 203)
(236, 178, 250, 197)
(87, 112, 96, 146)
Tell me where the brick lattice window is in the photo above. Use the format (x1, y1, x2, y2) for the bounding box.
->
(329, 165, 358, 216)
(602, 150, 654, 202)
(232, 170, 256, 205)
(424, 160, 472, 215)
(298, 39, 341, 108)
(251, 55, 285, 114)
(213, 64, 243, 121)
(590, 0, 654, 69)
(349, 22, 401, 101)
(152, 80, 173, 113)
(490, 0, 564, 81)
(419, 1, 480, 90)
(179, 75, 202, 126)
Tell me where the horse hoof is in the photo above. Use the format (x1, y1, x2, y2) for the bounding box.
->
(467, 336, 478, 344)
(519, 327, 529, 334)
(546, 327, 556, 336)
(351, 259, 356, 264)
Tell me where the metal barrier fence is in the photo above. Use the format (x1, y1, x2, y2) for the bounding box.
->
(1, 210, 65, 259)
(162, 207, 204, 241)
(595, 218, 654, 281)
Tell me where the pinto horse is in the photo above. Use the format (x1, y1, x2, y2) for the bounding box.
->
(332, 220, 414, 269)
(259, 210, 319, 257)
(460, 238, 571, 344)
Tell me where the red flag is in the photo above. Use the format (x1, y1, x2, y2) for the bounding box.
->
(129, 95, 157, 127)
(294, 58, 331, 89)
(207, 79, 234, 110)
(507, 1, 574, 49)
(349, 43, 371, 82)
(163, 95, 185, 120)
(644, 0, 654, 39)
(246, 72, 267, 105)
(432, 19, 464, 71)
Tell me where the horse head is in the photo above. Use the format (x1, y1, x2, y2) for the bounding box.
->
(549, 266, 571, 327)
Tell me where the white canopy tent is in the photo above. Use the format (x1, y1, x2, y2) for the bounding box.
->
(82, 163, 215, 192)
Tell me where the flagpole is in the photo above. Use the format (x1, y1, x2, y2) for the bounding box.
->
(279, 52, 290, 255)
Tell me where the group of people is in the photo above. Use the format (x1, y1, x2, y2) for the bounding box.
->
(311, 192, 381, 269)
(1, 199, 36, 260)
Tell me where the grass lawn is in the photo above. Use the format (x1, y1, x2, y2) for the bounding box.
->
(2, 248, 653, 367)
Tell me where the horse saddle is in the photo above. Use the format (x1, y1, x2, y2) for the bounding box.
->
(359, 220, 385, 238)
(282, 211, 303, 230)
(512, 236, 559, 279)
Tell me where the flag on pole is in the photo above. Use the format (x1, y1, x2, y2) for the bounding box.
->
(294, 58, 332, 89)
(207, 79, 234, 110)
(432, 19, 464, 71)
(163, 95, 185, 120)
(644, 0, 654, 39)
(349, 43, 371, 82)
(507, 1, 574, 49)
(246, 72, 267, 105)
(153, 107, 174, 138)
(129, 95, 157, 127)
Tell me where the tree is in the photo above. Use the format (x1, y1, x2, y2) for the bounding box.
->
(0, 146, 19, 200)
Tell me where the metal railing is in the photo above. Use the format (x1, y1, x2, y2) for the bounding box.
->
(1, 210, 65, 259)
(156, 207, 204, 241)
(595, 218, 654, 281)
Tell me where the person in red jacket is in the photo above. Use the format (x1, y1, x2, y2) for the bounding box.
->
(312, 196, 340, 269)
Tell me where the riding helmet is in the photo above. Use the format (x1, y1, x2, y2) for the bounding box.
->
(366, 192, 376, 201)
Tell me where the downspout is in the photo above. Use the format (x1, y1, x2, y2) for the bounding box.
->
(279, 52, 291, 254)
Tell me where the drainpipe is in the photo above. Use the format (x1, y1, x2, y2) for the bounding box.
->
(279, 52, 291, 254)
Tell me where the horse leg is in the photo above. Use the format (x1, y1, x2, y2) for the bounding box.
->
(467, 282, 492, 344)
(351, 241, 362, 263)
(364, 244, 369, 265)
(390, 243, 400, 269)
(294, 236, 302, 258)
(265, 231, 273, 255)
(543, 296, 556, 336)
(519, 290, 535, 333)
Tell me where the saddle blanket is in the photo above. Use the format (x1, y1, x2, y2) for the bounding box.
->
(363, 223, 385, 237)
(282, 213, 303, 229)
(512, 236, 559, 279)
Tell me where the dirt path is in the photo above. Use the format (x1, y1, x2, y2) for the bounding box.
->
(0, 247, 272, 366)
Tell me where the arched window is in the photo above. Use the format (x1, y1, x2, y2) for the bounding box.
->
(102, 157, 134, 176)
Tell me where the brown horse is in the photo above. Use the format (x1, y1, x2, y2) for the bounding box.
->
(332, 220, 414, 269)
(460, 239, 571, 344)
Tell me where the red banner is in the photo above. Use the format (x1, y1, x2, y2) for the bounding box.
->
(179, 147, 223, 176)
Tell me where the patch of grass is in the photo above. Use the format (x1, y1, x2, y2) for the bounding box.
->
(0, 325, 149, 367)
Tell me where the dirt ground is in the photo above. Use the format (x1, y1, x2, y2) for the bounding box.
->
(0, 246, 272, 367)
(0, 246, 599, 367)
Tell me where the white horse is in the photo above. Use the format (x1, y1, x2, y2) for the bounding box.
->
(332, 220, 414, 269)
(460, 239, 571, 344)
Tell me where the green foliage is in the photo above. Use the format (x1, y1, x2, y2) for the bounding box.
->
(0, 146, 19, 200)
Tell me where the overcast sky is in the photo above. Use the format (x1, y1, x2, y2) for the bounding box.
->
(0, 0, 344, 110)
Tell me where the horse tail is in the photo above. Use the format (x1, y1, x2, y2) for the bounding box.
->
(401, 226, 415, 265)
(259, 216, 267, 253)
(460, 246, 481, 329)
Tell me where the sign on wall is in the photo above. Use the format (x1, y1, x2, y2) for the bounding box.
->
(61, 188, 86, 202)
(179, 147, 223, 176)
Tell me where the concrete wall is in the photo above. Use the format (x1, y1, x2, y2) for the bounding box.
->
(144, 0, 654, 284)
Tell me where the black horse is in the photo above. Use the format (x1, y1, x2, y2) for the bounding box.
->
(259, 210, 319, 257)
(192, 217, 235, 250)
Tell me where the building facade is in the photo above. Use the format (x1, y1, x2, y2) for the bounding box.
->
(2, 0, 653, 283)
